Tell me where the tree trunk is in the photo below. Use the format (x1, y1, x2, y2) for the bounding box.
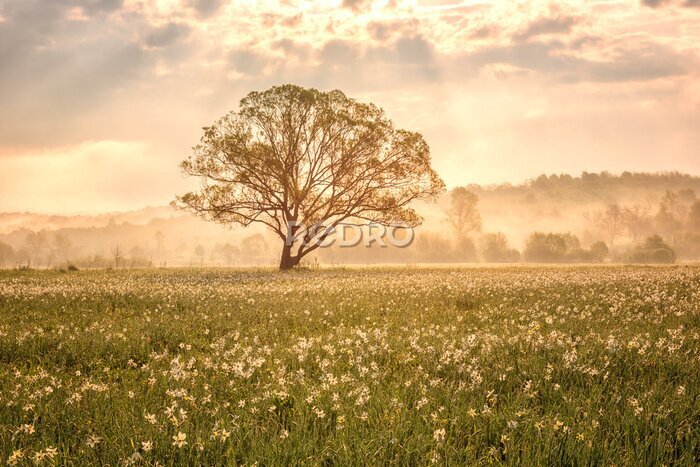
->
(278, 244, 300, 270)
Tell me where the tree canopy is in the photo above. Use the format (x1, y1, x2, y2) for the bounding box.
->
(174, 84, 445, 269)
(446, 187, 481, 239)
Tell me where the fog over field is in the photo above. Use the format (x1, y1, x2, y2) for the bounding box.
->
(2, 171, 700, 268)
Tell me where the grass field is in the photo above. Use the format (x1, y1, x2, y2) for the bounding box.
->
(1, 266, 699, 465)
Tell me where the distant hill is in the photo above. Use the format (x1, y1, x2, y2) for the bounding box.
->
(473, 171, 700, 205)
(0, 206, 178, 235)
(469, 171, 700, 246)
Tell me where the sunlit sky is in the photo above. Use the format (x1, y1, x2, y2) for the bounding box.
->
(1, 0, 699, 213)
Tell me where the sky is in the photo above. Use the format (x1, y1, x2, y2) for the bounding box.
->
(0, 0, 699, 213)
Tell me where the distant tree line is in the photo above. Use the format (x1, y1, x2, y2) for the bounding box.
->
(470, 171, 700, 199)
(2, 172, 700, 268)
(580, 188, 700, 262)
(0, 226, 277, 270)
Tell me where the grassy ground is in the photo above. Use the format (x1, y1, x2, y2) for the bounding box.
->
(0, 266, 699, 465)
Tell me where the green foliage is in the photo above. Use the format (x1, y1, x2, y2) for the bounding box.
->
(524, 232, 576, 262)
(524, 233, 608, 263)
(446, 187, 481, 238)
(589, 241, 609, 259)
(625, 235, 676, 264)
(174, 84, 445, 269)
(0, 267, 699, 464)
(481, 232, 520, 263)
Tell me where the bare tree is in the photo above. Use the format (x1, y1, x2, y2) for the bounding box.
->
(53, 233, 73, 264)
(25, 231, 47, 268)
(446, 187, 481, 239)
(655, 190, 685, 236)
(600, 203, 623, 247)
(174, 85, 445, 270)
(622, 204, 652, 241)
(111, 245, 123, 269)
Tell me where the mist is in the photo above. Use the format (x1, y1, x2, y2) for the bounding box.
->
(2, 171, 699, 269)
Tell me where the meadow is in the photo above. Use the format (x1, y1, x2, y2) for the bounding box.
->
(0, 266, 699, 465)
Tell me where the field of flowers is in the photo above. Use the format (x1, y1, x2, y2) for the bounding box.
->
(0, 266, 699, 465)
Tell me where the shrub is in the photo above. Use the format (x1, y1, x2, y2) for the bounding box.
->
(481, 233, 520, 263)
(625, 235, 676, 264)
(524, 232, 580, 262)
(525, 233, 608, 263)
(590, 241, 609, 261)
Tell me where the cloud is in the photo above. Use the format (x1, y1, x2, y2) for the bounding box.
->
(282, 13, 303, 28)
(229, 48, 273, 76)
(514, 15, 579, 41)
(273, 39, 312, 60)
(80, 0, 123, 14)
(308, 34, 441, 89)
(367, 21, 391, 41)
(261, 12, 303, 28)
(318, 35, 435, 68)
(342, 0, 372, 12)
(468, 40, 692, 83)
(366, 18, 421, 42)
(471, 41, 573, 75)
(188, 0, 224, 17)
(145, 23, 191, 48)
(578, 43, 690, 83)
(1, 0, 700, 214)
(0, 39, 149, 146)
(469, 25, 500, 39)
(319, 40, 361, 65)
(641, 0, 700, 7)
(393, 35, 435, 65)
(0, 0, 160, 147)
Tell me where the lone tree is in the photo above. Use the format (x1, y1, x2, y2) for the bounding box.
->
(174, 85, 445, 270)
(600, 203, 623, 247)
(446, 187, 481, 239)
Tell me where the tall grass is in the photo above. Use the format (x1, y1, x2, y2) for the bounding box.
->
(0, 266, 698, 464)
